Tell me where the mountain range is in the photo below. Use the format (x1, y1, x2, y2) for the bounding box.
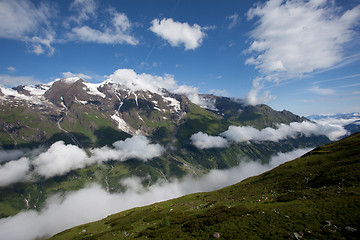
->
(0, 77, 349, 222)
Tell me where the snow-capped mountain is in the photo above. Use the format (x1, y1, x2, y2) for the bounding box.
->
(1, 77, 309, 149)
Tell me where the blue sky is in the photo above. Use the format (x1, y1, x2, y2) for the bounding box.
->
(0, 0, 360, 116)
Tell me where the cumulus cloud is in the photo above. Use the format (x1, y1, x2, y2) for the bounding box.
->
(172, 85, 209, 106)
(33, 141, 89, 178)
(245, 0, 360, 105)
(90, 135, 164, 163)
(0, 148, 310, 240)
(150, 18, 206, 50)
(0, 0, 56, 55)
(190, 121, 347, 149)
(107, 68, 213, 107)
(61, 72, 92, 80)
(108, 68, 177, 93)
(190, 132, 229, 149)
(0, 158, 30, 187)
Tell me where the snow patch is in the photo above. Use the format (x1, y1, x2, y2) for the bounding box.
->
(82, 82, 106, 98)
(74, 97, 87, 105)
(111, 114, 133, 133)
(162, 96, 180, 112)
(0, 87, 43, 105)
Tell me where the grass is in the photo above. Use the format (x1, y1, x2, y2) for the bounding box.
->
(49, 132, 360, 240)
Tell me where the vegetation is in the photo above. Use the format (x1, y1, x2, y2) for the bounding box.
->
(50, 133, 360, 240)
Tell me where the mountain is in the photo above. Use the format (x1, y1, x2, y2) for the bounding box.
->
(0, 77, 308, 149)
(49, 132, 360, 240)
(308, 112, 360, 136)
(0, 77, 331, 219)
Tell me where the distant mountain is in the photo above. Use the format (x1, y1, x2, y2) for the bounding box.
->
(308, 112, 360, 135)
(50, 132, 360, 240)
(0, 77, 331, 219)
(307, 112, 360, 120)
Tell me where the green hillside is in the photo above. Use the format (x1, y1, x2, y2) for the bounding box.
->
(50, 132, 360, 240)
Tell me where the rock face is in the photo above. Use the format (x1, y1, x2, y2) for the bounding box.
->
(0, 77, 310, 149)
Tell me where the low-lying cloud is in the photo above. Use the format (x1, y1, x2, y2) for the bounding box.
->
(90, 135, 164, 163)
(190, 132, 228, 149)
(0, 148, 311, 240)
(191, 121, 347, 149)
(0, 135, 163, 185)
(0, 158, 30, 187)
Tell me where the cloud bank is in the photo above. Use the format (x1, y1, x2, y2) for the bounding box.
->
(245, 0, 360, 105)
(0, 148, 310, 240)
(191, 121, 347, 149)
(0, 135, 163, 185)
(150, 18, 206, 50)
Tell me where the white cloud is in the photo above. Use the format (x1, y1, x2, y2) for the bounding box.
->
(69, 0, 97, 24)
(190, 132, 229, 149)
(221, 121, 346, 142)
(90, 135, 164, 163)
(172, 85, 205, 105)
(7, 66, 16, 72)
(245, 0, 360, 105)
(33, 141, 89, 178)
(62, 72, 92, 80)
(190, 120, 347, 149)
(0, 0, 56, 55)
(0, 158, 30, 187)
(246, 0, 360, 76)
(0, 136, 164, 183)
(69, 25, 138, 45)
(68, 8, 138, 46)
(0, 74, 40, 87)
(308, 85, 336, 95)
(227, 13, 240, 30)
(108, 69, 177, 94)
(0, 148, 310, 240)
(245, 76, 276, 105)
(150, 18, 206, 50)
(108, 69, 211, 107)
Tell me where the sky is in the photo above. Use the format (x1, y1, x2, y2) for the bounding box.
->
(0, 0, 360, 116)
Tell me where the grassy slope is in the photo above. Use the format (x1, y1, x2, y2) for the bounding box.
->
(50, 133, 360, 240)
